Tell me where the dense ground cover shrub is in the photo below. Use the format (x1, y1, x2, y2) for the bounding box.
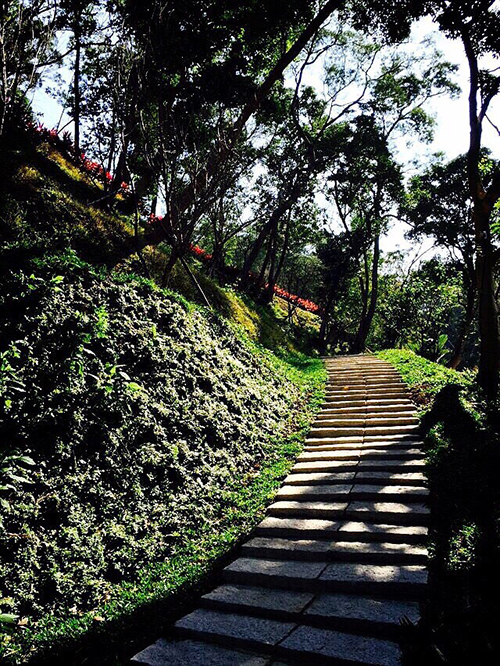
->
(378, 350, 500, 665)
(0, 250, 324, 664)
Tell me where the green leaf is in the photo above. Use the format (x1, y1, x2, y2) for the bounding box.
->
(0, 613, 19, 624)
(17, 456, 35, 466)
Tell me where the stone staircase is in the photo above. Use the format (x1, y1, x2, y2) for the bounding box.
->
(132, 355, 428, 665)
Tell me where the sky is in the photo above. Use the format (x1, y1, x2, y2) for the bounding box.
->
(31, 14, 500, 263)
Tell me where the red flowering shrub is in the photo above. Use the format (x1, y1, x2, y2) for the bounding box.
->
(272, 285, 321, 314)
(187, 245, 321, 314)
(190, 244, 212, 262)
(26, 125, 320, 314)
(27, 123, 131, 193)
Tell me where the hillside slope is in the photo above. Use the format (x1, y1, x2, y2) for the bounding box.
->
(0, 138, 325, 664)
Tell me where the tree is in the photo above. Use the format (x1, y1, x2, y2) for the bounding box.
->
(316, 228, 363, 351)
(403, 152, 500, 368)
(324, 45, 456, 352)
(112, 0, 345, 267)
(347, 0, 500, 396)
(57, 1, 98, 153)
(0, 0, 59, 137)
(376, 257, 464, 361)
(438, 1, 500, 396)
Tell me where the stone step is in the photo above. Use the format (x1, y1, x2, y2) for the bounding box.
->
(326, 383, 405, 390)
(201, 584, 421, 638)
(326, 363, 401, 370)
(323, 398, 413, 407)
(242, 537, 428, 564)
(316, 414, 416, 424)
(175, 608, 294, 656)
(278, 624, 401, 665)
(324, 393, 408, 401)
(292, 459, 426, 473)
(305, 432, 421, 443)
(324, 395, 409, 404)
(310, 426, 419, 438)
(325, 385, 406, 392)
(356, 471, 426, 484)
(222, 558, 428, 597)
(175, 608, 402, 665)
(285, 471, 427, 487)
(298, 449, 424, 462)
(327, 379, 402, 385)
(131, 638, 268, 665)
(255, 517, 428, 544)
(268, 500, 430, 525)
(326, 379, 401, 383)
(313, 417, 419, 427)
(276, 484, 428, 503)
(325, 379, 407, 393)
(305, 434, 421, 444)
(317, 408, 416, 418)
(303, 441, 421, 452)
(326, 382, 404, 390)
(363, 434, 421, 442)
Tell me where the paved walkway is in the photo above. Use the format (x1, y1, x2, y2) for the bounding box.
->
(132, 355, 428, 665)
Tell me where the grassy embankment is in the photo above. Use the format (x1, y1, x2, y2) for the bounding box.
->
(0, 138, 325, 665)
(378, 350, 500, 665)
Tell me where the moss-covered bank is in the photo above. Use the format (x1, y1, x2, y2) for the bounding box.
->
(0, 250, 325, 664)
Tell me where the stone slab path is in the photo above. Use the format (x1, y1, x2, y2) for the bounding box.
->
(132, 355, 428, 665)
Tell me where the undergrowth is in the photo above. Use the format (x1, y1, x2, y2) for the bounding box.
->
(0, 246, 324, 665)
(0, 134, 328, 664)
(378, 349, 500, 666)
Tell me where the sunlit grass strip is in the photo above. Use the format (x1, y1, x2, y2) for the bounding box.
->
(376, 349, 474, 404)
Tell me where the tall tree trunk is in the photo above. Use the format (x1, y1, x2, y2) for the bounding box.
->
(238, 180, 303, 285)
(73, 25, 81, 154)
(160, 248, 179, 287)
(319, 291, 336, 353)
(449, 269, 476, 370)
(475, 204, 499, 395)
(462, 30, 500, 398)
(257, 232, 276, 286)
(264, 213, 291, 302)
(353, 233, 380, 352)
(112, 65, 140, 193)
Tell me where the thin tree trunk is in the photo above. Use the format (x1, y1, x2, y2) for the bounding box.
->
(73, 25, 81, 154)
(319, 292, 336, 353)
(264, 212, 292, 302)
(449, 270, 476, 370)
(161, 247, 179, 287)
(475, 205, 500, 395)
(112, 65, 140, 193)
(257, 233, 275, 285)
(353, 233, 380, 352)
(239, 181, 303, 284)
